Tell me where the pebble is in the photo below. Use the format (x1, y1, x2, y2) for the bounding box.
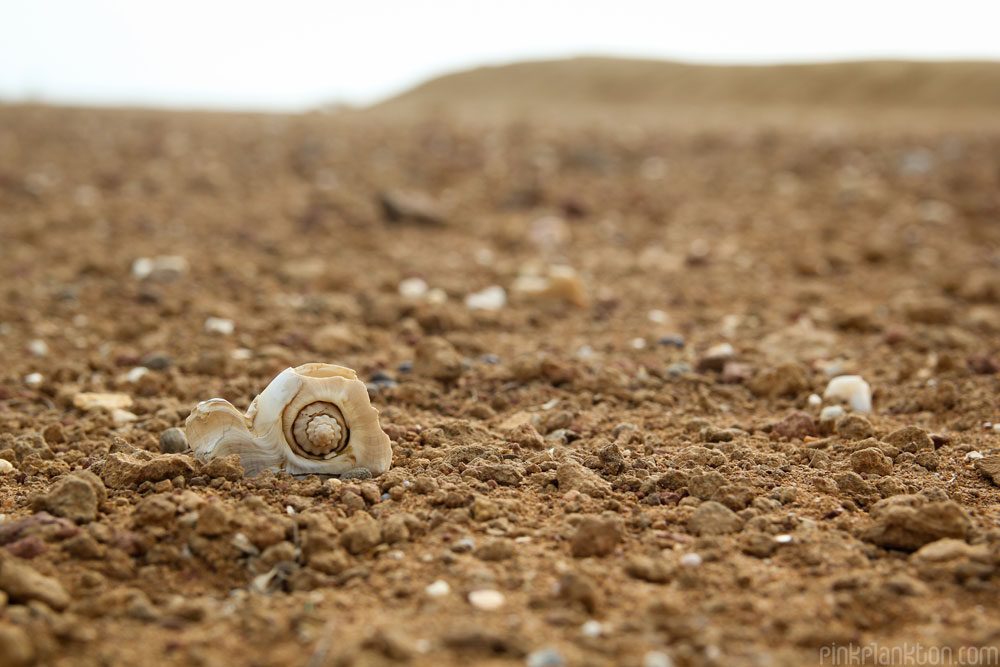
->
(132, 255, 188, 280)
(657, 334, 685, 347)
(679, 553, 703, 567)
(772, 411, 817, 439)
(24, 372, 43, 387)
(643, 651, 676, 667)
(819, 405, 845, 422)
(159, 427, 189, 454)
(526, 647, 566, 667)
(72, 392, 133, 412)
(850, 448, 893, 476)
(341, 467, 373, 481)
(807, 393, 822, 406)
(204, 317, 235, 335)
(862, 497, 971, 551)
(140, 352, 173, 370)
(413, 336, 464, 382)
(0, 459, 14, 474)
(836, 414, 874, 440)
(0, 559, 71, 610)
(696, 343, 735, 372)
(570, 515, 622, 557)
(647, 309, 670, 324)
(425, 580, 451, 597)
(0, 624, 34, 666)
(398, 277, 429, 299)
(27, 339, 48, 357)
(823, 375, 872, 413)
(468, 589, 505, 611)
(688, 501, 743, 536)
(34, 476, 99, 523)
(580, 620, 604, 638)
(666, 362, 692, 377)
(465, 285, 506, 310)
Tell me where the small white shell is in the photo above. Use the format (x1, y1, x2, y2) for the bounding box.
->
(184, 363, 391, 476)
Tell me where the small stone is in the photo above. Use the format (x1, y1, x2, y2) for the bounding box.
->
(0, 460, 14, 474)
(823, 375, 872, 413)
(196, 503, 231, 537)
(0, 559, 71, 610)
(413, 336, 464, 382)
(471, 497, 502, 522)
(465, 285, 507, 311)
(526, 647, 566, 667)
(42, 423, 66, 445)
(203, 454, 244, 481)
(341, 467, 373, 481)
(696, 343, 735, 372)
(850, 448, 893, 476)
(658, 334, 685, 348)
(0, 623, 34, 666)
(642, 651, 676, 667)
(688, 501, 743, 536)
(398, 277, 429, 299)
(679, 553, 703, 567)
(569, 515, 622, 557)
(748, 362, 809, 398)
(883, 426, 934, 453)
(820, 405, 845, 422)
(557, 460, 611, 498)
(740, 532, 777, 558)
(204, 317, 235, 335)
(23, 373, 43, 388)
(474, 538, 514, 561)
(27, 339, 48, 357)
(425, 580, 451, 597)
(580, 620, 604, 638)
(140, 352, 173, 370)
(159, 427, 189, 454)
(340, 513, 382, 554)
(772, 411, 817, 439)
(379, 189, 446, 225)
(836, 414, 874, 440)
(73, 392, 133, 412)
(862, 497, 971, 551)
(625, 555, 672, 583)
(468, 589, 505, 611)
(33, 476, 98, 523)
(974, 456, 1000, 486)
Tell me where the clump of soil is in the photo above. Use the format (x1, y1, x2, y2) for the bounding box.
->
(0, 102, 999, 666)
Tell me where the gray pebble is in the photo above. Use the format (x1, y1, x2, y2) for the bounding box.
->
(159, 427, 189, 453)
(341, 467, 373, 481)
(667, 362, 693, 377)
(526, 648, 566, 667)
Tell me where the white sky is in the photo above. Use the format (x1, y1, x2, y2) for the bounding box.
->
(2, 0, 999, 111)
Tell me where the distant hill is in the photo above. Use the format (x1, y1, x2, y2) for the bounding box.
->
(372, 57, 1000, 116)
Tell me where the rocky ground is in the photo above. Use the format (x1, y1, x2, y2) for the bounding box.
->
(1, 103, 999, 667)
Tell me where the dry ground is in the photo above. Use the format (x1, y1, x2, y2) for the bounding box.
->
(1, 98, 999, 667)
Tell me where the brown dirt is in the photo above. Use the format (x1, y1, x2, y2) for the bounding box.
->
(1, 97, 1000, 667)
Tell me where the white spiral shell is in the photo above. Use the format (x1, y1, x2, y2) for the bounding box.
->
(184, 363, 392, 476)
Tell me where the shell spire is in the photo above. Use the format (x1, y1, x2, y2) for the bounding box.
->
(184, 363, 392, 476)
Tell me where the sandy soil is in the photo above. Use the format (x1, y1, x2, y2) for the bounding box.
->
(1, 103, 999, 667)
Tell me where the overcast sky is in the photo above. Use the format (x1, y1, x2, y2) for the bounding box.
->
(2, 0, 999, 111)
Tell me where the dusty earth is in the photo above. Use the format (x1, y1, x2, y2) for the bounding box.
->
(1, 101, 1000, 667)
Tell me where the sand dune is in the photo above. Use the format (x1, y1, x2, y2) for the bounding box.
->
(374, 57, 1000, 115)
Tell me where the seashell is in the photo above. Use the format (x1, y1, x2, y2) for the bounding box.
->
(184, 363, 391, 477)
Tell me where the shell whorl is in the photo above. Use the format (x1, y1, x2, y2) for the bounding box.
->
(290, 401, 349, 459)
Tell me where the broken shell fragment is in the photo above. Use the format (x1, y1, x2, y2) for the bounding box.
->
(184, 363, 392, 477)
(823, 374, 872, 414)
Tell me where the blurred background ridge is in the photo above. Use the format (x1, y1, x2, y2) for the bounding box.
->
(373, 58, 1000, 115)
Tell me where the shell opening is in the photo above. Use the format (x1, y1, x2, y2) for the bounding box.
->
(290, 401, 349, 459)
